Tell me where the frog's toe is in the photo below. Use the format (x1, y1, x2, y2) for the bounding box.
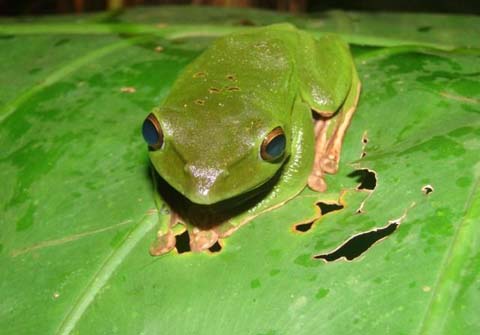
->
(320, 154, 339, 174)
(308, 173, 328, 192)
(149, 231, 176, 256)
(189, 228, 219, 252)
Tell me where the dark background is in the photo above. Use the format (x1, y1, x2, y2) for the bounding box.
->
(0, 0, 478, 16)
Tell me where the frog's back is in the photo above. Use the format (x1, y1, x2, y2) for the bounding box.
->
(163, 24, 301, 122)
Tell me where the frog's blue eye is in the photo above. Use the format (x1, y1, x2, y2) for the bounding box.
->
(261, 127, 286, 161)
(142, 113, 164, 150)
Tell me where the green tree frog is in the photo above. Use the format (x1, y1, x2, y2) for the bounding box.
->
(142, 23, 361, 255)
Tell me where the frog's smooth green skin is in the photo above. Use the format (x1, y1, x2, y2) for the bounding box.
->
(145, 23, 361, 255)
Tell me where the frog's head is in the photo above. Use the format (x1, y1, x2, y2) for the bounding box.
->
(142, 107, 289, 205)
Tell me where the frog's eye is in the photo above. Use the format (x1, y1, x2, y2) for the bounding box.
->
(142, 113, 164, 150)
(260, 127, 286, 161)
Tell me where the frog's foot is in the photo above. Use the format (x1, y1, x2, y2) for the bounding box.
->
(187, 221, 238, 252)
(149, 230, 176, 256)
(189, 227, 219, 252)
(308, 170, 328, 192)
(149, 210, 183, 256)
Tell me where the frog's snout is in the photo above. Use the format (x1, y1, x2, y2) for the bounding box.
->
(183, 164, 229, 204)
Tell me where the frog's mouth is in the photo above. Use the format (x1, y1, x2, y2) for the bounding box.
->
(153, 165, 284, 229)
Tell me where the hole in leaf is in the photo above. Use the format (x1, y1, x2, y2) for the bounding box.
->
(318, 202, 344, 215)
(314, 221, 399, 262)
(422, 184, 434, 195)
(349, 169, 377, 190)
(175, 230, 191, 254)
(360, 132, 369, 158)
(208, 241, 222, 253)
(356, 201, 367, 214)
(295, 222, 314, 232)
(294, 202, 344, 233)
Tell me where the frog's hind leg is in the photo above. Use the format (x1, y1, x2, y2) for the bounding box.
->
(295, 33, 361, 192)
(308, 74, 361, 192)
(307, 117, 331, 192)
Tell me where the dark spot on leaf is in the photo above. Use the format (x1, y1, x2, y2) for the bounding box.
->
(16, 203, 36, 231)
(361, 133, 369, 144)
(456, 176, 471, 187)
(422, 184, 434, 195)
(227, 86, 240, 92)
(54, 38, 70, 47)
(349, 169, 377, 190)
(314, 221, 399, 262)
(250, 279, 261, 289)
(175, 230, 191, 254)
(208, 241, 222, 253)
(29, 67, 41, 75)
(295, 254, 321, 267)
(315, 288, 329, 300)
(226, 74, 237, 81)
(294, 202, 343, 232)
(237, 18, 256, 26)
(417, 26, 432, 32)
(195, 99, 205, 105)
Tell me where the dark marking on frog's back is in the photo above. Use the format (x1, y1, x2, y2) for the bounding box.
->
(209, 87, 222, 94)
(193, 72, 206, 78)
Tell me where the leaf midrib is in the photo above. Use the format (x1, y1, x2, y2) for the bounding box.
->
(55, 213, 157, 335)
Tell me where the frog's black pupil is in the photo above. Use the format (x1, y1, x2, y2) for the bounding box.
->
(266, 134, 286, 159)
(142, 118, 159, 146)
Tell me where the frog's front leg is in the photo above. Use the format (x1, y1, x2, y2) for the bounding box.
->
(149, 210, 180, 256)
(308, 73, 361, 192)
(149, 170, 187, 256)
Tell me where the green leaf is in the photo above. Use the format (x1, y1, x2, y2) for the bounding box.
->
(1, 6, 479, 335)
